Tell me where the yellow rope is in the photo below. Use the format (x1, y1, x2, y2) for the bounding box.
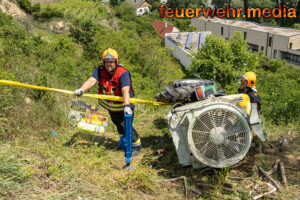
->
(0, 80, 170, 106)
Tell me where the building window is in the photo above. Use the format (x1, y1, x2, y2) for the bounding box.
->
(244, 32, 247, 40)
(261, 46, 264, 51)
(273, 49, 277, 59)
(247, 43, 258, 52)
(289, 43, 293, 49)
(282, 52, 300, 64)
(221, 27, 224, 36)
(282, 52, 286, 59)
(268, 37, 272, 47)
(293, 54, 297, 62)
(292, 54, 297, 62)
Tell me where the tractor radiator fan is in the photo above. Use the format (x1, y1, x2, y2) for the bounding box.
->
(167, 94, 260, 168)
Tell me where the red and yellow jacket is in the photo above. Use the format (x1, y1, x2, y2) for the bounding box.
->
(98, 65, 134, 112)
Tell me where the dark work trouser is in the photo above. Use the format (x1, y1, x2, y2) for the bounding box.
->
(108, 104, 141, 147)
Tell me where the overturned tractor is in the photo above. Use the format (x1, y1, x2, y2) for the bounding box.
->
(156, 79, 265, 168)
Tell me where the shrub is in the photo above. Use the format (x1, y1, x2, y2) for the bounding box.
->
(115, 2, 136, 21)
(256, 58, 300, 125)
(69, 19, 97, 47)
(189, 32, 299, 125)
(167, 18, 196, 32)
(189, 32, 258, 92)
(110, 0, 121, 7)
(33, 6, 64, 20)
(293, 23, 300, 29)
(17, 0, 63, 20)
(150, 1, 161, 12)
(17, 0, 37, 14)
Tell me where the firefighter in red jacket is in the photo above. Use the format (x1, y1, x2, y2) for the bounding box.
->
(74, 48, 142, 156)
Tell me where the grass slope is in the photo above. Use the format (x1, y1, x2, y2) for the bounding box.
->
(0, 1, 299, 200)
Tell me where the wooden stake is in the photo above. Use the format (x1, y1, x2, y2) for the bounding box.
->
(279, 131, 291, 146)
(267, 159, 280, 175)
(279, 161, 287, 185)
(183, 176, 188, 197)
(188, 187, 202, 195)
(258, 166, 281, 191)
(161, 176, 184, 182)
(273, 131, 291, 147)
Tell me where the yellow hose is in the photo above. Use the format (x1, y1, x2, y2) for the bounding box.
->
(0, 80, 170, 106)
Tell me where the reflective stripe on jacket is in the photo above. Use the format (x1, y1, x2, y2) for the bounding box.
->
(98, 65, 134, 112)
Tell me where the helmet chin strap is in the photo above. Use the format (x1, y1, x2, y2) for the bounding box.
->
(104, 61, 118, 74)
(109, 66, 117, 73)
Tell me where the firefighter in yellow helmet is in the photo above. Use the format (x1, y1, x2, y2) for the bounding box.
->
(74, 48, 142, 156)
(238, 72, 261, 110)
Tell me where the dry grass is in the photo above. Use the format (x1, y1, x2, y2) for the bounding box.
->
(1, 93, 299, 199)
(0, 1, 299, 199)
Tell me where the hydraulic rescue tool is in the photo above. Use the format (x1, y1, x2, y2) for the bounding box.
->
(119, 114, 133, 169)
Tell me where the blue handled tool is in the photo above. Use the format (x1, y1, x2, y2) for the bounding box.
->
(118, 114, 133, 169)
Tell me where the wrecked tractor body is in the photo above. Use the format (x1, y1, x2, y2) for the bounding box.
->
(156, 79, 265, 169)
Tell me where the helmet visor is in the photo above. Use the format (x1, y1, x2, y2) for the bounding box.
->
(240, 74, 247, 80)
(103, 58, 117, 62)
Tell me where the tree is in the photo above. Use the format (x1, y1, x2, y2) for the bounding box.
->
(110, 0, 120, 7)
(276, 0, 300, 27)
(167, 0, 205, 9)
(189, 32, 258, 92)
(115, 2, 135, 21)
(167, 0, 186, 9)
(247, 0, 275, 24)
(256, 55, 300, 125)
(212, 0, 231, 8)
(231, 0, 244, 8)
(150, 1, 162, 12)
(189, 31, 300, 125)
(168, 18, 196, 32)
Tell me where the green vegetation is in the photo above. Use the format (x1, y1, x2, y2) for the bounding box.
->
(167, 0, 206, 9)
(17, 0, 41, 14)
(0, 0, 299, 199)
(0, 3, 182, 197)
(0, 145, 32, 196)
(167, 18, 197, 32)
(50, 0, 108, 21)
(189, 33, 258, 91)
(293, 23, 300, 28)
(189, 32, 300, 125)
(17, 0, 64, 20)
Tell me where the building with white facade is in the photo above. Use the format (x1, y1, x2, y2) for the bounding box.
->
(128, 0, 152, 16)
(165, 32, 211, 68)
(191, 17, 300, 66)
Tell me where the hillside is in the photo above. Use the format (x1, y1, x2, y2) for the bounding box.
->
(0, 0, 299, 199)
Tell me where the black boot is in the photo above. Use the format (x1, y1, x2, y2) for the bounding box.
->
(132, 144, 142, 156)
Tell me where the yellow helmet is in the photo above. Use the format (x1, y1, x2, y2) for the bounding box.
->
(102, 48, 119, 64)
(241, 72, 256, 87)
